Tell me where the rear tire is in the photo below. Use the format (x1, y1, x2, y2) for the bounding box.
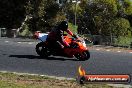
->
(36, 42, 50, 58)
(75, 50, 90, 61)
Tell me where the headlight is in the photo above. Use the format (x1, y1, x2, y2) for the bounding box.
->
(82, 41, 87, 47)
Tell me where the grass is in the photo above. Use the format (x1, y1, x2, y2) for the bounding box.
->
(0, 72, 121, 88)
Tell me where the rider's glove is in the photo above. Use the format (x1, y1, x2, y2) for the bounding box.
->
(72, 34, 77, 38)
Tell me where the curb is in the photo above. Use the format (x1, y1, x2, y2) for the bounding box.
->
(88, 45, 132, 54)
(108, 84, 132, 88)
(0, 71, 75, 81)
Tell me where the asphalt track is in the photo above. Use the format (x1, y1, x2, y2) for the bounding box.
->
(0, 38, 132, 84)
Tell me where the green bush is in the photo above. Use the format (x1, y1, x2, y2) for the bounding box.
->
(19, 24, 33, 37)
(114, 36, 132, 47)
(68, 22, 78, 34)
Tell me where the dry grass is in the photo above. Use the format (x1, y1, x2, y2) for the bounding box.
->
(0, 72, 119, 88)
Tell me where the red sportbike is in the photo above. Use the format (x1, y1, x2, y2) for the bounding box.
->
(35, 34, 90, 61)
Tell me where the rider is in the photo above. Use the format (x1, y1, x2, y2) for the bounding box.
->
(47, 21, 76, 50)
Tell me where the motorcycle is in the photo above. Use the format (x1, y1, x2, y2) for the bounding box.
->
(35, 33, 90, 61)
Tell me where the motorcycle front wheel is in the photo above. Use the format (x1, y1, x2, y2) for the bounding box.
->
(36, 42, 50, 58)
(75, 50, 90, 61)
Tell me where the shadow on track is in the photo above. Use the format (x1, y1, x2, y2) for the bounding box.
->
(9, 55, 79, 61)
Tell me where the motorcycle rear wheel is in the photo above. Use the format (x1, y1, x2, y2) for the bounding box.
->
(75, 50, 90, 61)
(36, 42, 50, 58)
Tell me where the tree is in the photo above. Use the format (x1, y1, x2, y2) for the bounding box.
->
(122, 0, 132, 15)
(117, 0, 132, 25)
(0, 0, 27, 29)
(25, 0, 63, 32)
(0, 0, 29, 37)
(108, 18, 131, 37)
(85, 0, 118, 35)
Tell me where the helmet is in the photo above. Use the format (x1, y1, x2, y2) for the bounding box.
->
(59, 21, 68, 31)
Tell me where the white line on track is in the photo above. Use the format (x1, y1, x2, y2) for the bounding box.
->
(5, 41, 9, 43)
(28, 42, 33, 44)
(106, 50, 110, 51)
(129, 52, 132, 54)
(117, 51, 121, 52)
(96, 49, 100, 51)
(17, 42, 21, 44)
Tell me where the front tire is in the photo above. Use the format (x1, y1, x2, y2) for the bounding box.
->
(75, 50, 90, 61)
(36, 42, 50, 57)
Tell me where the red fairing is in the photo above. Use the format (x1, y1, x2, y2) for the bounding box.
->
(35, 33, 90, 60)
(63, 41, 70, 47)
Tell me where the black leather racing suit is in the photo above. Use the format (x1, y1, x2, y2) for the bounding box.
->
(47, 27, 73, 50)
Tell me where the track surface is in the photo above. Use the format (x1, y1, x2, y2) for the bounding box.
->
(0, 38, 132, 84)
